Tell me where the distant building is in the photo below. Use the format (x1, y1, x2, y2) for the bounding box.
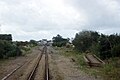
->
(38, 39, 47, 46)
(47, 40, 53, 46)
(38, 39, 53, 46)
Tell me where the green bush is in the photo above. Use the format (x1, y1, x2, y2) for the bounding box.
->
(111, 44, 120, 57)
(21, 46, 30, 52)
(52, 34, 69, 47)
(0, 41, 5, 58)
(101, 58, 120, 80)
(89, 42, 100, 57)
(72, 30, 99, 52)
(0, 40, 22, 59)
(72, 30, 120, 60)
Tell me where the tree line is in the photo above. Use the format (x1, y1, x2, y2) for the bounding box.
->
(0, 34, 22, 59)
(52, 34, 69, 47)
(72, 30, 120, 60)
(0, 34, 38, 59)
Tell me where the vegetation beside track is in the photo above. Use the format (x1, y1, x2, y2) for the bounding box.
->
(54, 47, 120, 80)
(0, 40, 22, 59)
(52, 34, 69, 47)
(0, 34, 38, 59)
(72, 30, 120, 60)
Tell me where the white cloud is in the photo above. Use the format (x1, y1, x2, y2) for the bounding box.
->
(0, 0, 120, 40)
(73, 0, 119, 31)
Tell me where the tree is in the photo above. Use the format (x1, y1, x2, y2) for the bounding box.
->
(73, 30, 120, 60)
(98, 34, 112, 59)
(72, 30, 99, 52)
(29, 40, 37, 46)
(0, 40, 22, 59)
(52, 34, 69, 47)
(0, 34, 12, 41)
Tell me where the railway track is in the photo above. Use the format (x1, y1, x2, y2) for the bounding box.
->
(27, 46, 49, 80)
(45, 46, 49, 80)
(27, 50, 43, 80)
(1, 60, 32, 80)
(2, 46, 49, 80)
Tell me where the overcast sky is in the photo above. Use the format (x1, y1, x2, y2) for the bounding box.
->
(0, 0, 120, 41)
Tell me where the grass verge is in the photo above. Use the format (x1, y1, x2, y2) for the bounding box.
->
(54, 47, 120, 80)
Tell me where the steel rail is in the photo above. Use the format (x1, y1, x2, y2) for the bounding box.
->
(2, 62, 26, 80)
(44, 46, 49, 80)
(27, 47, 44, 80)
(1, 58, 33, 80)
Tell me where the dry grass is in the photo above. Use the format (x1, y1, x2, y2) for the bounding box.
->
(55, 47, 120, 80)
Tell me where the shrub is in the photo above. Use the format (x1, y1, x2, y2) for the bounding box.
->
(101, 58, 120, 80)
(111, 44, 120, 57)
(0, 40, 22, 59)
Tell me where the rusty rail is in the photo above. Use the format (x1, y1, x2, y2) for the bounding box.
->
(27, 53, 43, 80)
(2, 61, 29, 80)
(44, 46, 49, 80)
(27, 46, 45, 80)
(27, 46, 49, 80)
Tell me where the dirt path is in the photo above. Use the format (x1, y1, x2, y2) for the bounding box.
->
(49, 47, 101, 80)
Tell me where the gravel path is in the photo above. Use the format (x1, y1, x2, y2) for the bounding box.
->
(50, 47, 101, 80)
